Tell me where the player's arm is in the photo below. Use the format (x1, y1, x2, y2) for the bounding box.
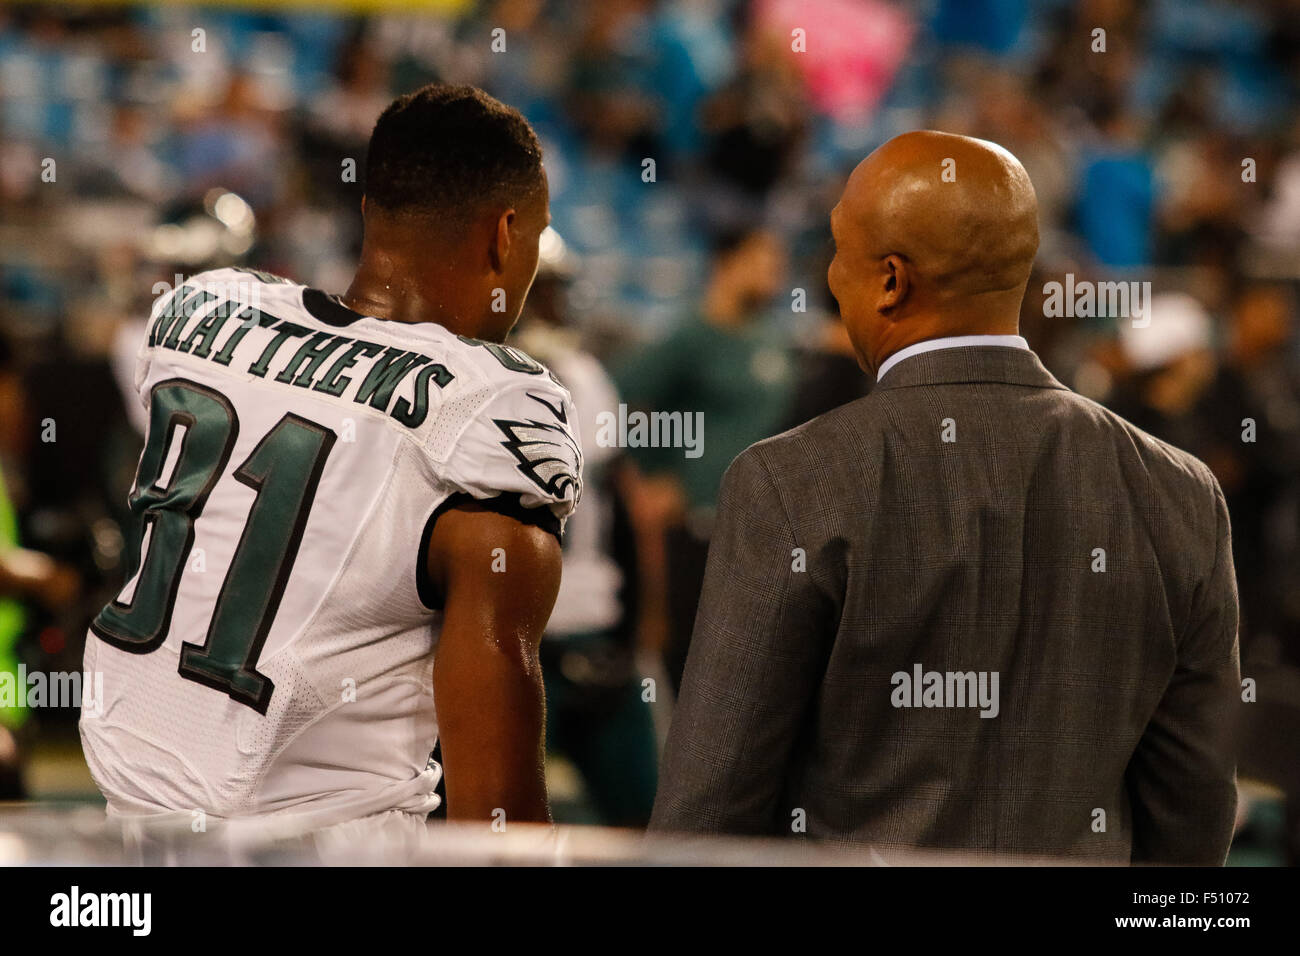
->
(425, 500, 561, 824)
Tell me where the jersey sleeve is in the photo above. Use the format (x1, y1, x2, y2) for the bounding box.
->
(438, 378, 584, 538)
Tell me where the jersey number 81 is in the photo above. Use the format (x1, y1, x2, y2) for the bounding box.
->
(92, 379, 336, 714)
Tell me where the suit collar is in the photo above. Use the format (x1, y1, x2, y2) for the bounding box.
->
(874, 345, 1068, 391)
(876, 334, 1028, 380)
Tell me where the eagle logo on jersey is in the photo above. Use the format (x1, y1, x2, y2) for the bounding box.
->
(493, 418, 582, 502)
(526, 391, 567, 424)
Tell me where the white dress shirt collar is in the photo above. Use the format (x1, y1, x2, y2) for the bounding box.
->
(876, 334, 1030, 382)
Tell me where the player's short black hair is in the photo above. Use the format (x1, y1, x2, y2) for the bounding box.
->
(363, 84, 544, 225)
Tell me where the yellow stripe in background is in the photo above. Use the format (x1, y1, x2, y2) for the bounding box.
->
(0, 0, 476, 15)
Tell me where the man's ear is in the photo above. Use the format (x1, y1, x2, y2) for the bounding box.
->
(489, 209, 515, 274)
(879, 254, 910, 315)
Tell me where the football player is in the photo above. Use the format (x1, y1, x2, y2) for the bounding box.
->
(79, 85, 581, 837)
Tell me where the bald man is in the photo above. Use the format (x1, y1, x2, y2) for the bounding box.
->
(650, 131, 1240, 864)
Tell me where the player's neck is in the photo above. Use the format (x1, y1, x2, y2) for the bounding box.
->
(341, 256, 483, 338)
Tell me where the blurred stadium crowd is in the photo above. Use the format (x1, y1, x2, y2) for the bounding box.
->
(0, 0, 1298, 862)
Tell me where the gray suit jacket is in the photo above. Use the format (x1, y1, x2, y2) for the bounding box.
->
(650, 347, 1240, 863)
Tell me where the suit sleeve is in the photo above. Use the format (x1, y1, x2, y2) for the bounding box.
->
(650, 448, 834, 835)
(1127, 474, 1240, 864)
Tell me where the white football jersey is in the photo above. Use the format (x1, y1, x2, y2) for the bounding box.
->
(80, 267, 582, 830)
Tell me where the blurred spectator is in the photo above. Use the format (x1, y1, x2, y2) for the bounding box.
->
(73, 104, 174, 202)
(0, 337, 79, 797)
(1255, 120, 1300, 250)
(1109, 291, 1218, 452)
(932, 0, 1030, 56)
(698, 8, 807, 201)
(1157, 132, 1255, 266)
(782, 313, 870, 430)
(614, 227, 793, 690)
(174, 73, 286, 210)
(564, 0, 661, 161)
(1075, 98, 1158, 268)
(298, 29, 391, 218)
(781, 251, 871, 428)
(1200, 282, 1300, 665)
(513, 229, 658, 826)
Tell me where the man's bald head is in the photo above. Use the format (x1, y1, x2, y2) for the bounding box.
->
(828, 130, 1040, 372)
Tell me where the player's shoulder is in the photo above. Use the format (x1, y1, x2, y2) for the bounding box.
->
(180, 265, 303, 302)
(378, 328, 580, 499)
(147, 266, 301, 326)
(443, 335, 580, 465)
(444, 335, 573, 406)
(435, 337, 582, 515)
(197, 265, 298, 286)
